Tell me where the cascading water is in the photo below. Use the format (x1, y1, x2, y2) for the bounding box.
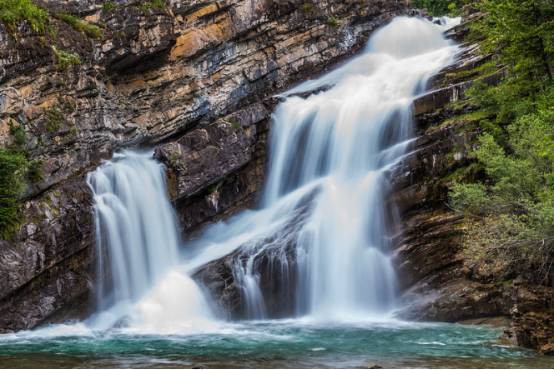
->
(86, 151, 214, 332)
(187, 16, 461, 321)
(267, 16, 460, 319)
(76, 15, 460, 329)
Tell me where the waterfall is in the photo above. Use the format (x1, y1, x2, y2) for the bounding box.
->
(266, 17, 459, 319)
(85, 16, 460, 327)
(87, 151, 214, 332)
(188, 16, 460, 321)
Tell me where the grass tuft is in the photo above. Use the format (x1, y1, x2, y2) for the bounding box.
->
(0, 0, 48, 33)
(56, 12, 102, 39)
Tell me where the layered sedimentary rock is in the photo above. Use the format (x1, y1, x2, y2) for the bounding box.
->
(0, 0, 406, 331)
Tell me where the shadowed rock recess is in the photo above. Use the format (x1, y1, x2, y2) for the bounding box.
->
(0, 0, 551, 354)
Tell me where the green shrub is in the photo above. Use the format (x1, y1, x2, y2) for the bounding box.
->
(139, 0, 165, 11)
(56, 12, 102, 38)
(102, 1, 118, 12)
(44, 106, 65, 132)
(26, 159, 42, 183)
(301, 3, 314, 13)
(0, 149, 27, 239)
(327, 16, 339, 28)
(449, 183, 490, 215)
(51, 45, 81, 69)
(411, 0, 460, 16)
(8, 120, 26, 147)
(0, 0, 49, 33)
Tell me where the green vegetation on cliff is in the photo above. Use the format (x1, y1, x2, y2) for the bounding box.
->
(139, 0, 166, 11)
(411, 0, 461, 16)
(51, 45, 82, 69)
(0, 0, 48, 33)
(0, 149, 27, 239)
(450, 0, 553, 283)
(56, 12, 102, 38)
(0, 119, 32, 238)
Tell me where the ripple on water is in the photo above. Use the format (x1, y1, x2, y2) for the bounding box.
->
(0, 321, 552, 368)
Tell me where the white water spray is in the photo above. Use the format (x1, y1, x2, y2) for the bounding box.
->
(87, 151, 214, 333)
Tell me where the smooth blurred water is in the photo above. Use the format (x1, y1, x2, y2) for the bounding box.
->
(0, 321, 551, 368)
(86, 151, 215, 332)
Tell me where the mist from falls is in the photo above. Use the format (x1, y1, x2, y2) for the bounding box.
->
(86, 151, 215, 333)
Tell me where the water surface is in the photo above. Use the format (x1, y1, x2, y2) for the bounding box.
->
(0, 320, 551, 368)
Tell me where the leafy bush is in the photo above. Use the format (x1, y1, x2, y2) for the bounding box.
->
(327, 16, 339, 28)
(56, 12, 102, 39)
(51, 45, 81, 69)
(411, 0, 461, 16)
(450, 183, 490, 215)
(8, 120, 26, 147)
(301, 3, 314, 13)
(472, 0, 553, 86)
(44, 106, 65, 132)
(26, 159, 43, 183)
(102, 1, 118, 12)
(0, 149, 27, 239)
(139, 0, 165, 11)
(0, 0, 48, 33)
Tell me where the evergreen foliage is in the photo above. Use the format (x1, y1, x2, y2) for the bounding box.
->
(450, 0, 554, 283)
(411, 0, 461, 16)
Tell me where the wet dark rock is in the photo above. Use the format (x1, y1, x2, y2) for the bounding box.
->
(0, 178, 94, 331)
(99, 5, 176, 72)
(154, 104, 265, 200)
(193, 187, 318, 319)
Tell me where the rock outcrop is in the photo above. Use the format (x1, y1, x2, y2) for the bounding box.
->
(0, 0, 405, 331)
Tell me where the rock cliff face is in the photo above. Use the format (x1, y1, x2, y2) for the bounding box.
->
(0, 0, 406, 332)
